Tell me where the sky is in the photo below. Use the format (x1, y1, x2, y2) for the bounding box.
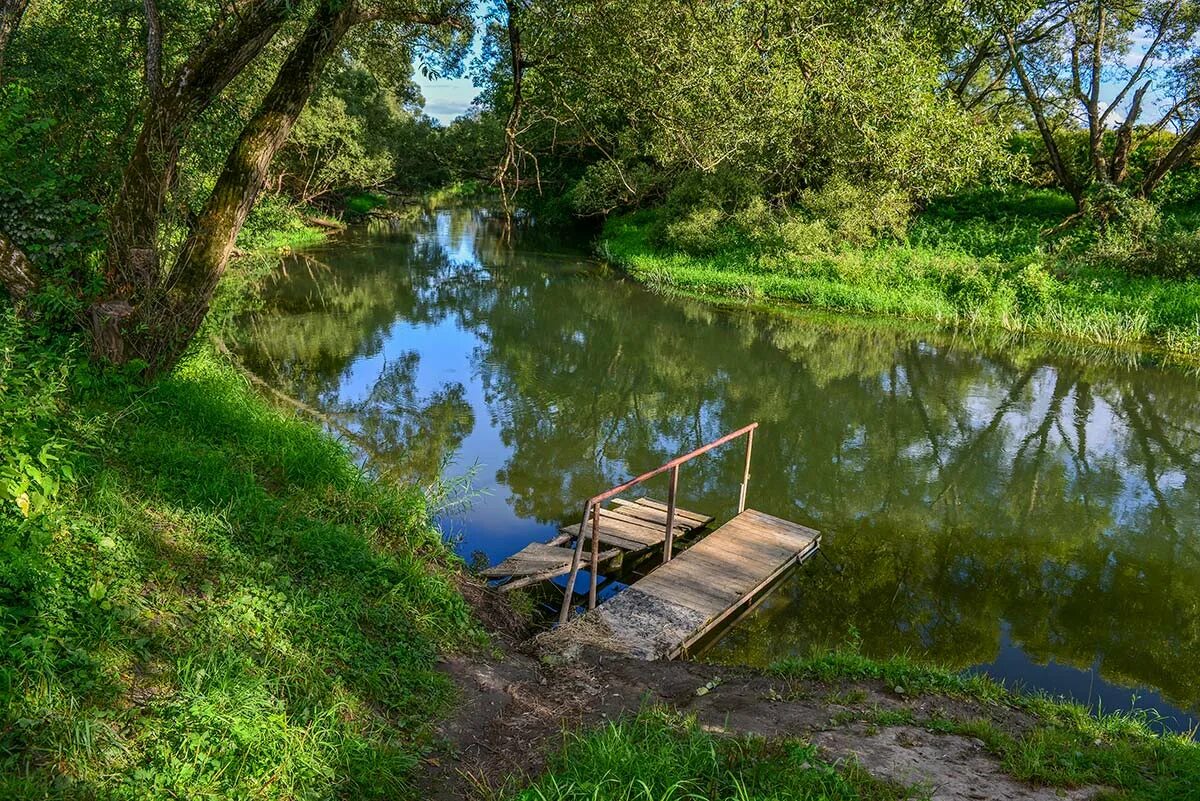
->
(416, 76, 478, 125)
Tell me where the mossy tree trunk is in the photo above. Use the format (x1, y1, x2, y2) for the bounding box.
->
(131, 2, 360, 371)
(101, 0, 292, 313)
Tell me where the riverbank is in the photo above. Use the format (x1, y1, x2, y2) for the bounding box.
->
(427, 600, 1200, 800)
(0, 313, 483, 797)
(4, 216, 1200, 799)
(601, 190, 1200, 361)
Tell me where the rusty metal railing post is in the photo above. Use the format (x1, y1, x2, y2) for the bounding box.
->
(738, 427, 754, 513)
(663, 464, 679, 562)
(559, 501, 592, 624)
(556, 422, 760, 624)
(588, 506, 601, 610)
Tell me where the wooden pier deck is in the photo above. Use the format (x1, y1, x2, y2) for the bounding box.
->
(481, 498, 713, 592)
(484, 422, 821, 659)
(556, 508, 820, 660)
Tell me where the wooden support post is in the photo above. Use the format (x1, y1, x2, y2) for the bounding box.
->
(588, 505, 601, 610)
(559, 501, 591, 624)
(738, 427, 754, 513)
(663, 465, 679, 562)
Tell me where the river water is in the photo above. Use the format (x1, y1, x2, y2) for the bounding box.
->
(233, 206, 1200, 734)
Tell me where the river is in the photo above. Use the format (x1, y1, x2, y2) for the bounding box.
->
(233, 206, 1200, 734)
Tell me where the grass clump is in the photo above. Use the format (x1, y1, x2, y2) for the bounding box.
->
(0, 314, 479, 799)
(510, 708, 917, 801)
(602, 187, 1200, 359)
(769, 646, 1007, 703)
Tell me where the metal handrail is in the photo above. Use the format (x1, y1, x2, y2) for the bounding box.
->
(558, 422, 758, 624)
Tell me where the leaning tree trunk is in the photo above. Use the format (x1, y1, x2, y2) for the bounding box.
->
(102, 0, 291, 308)
(127, 1, 359, 373)
(1140, 120, 1200, 199)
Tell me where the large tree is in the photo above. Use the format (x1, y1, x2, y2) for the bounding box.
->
(954, 0, 1200, 209)
(1, 0, 470, 373)
(486, 0, 1007, 215)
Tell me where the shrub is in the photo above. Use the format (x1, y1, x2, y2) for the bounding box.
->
(798, 176, 912, 248)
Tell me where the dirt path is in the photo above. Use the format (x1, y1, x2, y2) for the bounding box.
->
(418, 585, 1100, 800)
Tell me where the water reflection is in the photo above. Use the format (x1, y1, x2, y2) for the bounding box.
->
(234, 207, 1200, 733)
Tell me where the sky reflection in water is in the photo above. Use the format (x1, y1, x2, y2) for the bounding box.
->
(235, 207, 1200, 735)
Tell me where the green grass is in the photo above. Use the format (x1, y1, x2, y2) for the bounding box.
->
(509, 708, 919, 801)
(425, 179, 496, 207)
(0, 315, 480, 799)
(770, 647, 1200, 799)
(236, 193, 332, 253)
(602, 189, 1200, 360)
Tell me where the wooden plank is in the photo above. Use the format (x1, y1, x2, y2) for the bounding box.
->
(560, 523, 651, 552)
(597, 507, 672, 539)
(630, 497, 712, 525)
(565, 509, 821, 660)
(481, 543, 576, 576)
(495, 548, 622, 591)
(578, 513, 666, 547)
(607, 499, 702, 531)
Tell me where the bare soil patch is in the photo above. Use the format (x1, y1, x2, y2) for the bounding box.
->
(418, 584, 1101, 800)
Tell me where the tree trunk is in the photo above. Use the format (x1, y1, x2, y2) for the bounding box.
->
(124, 1, 358, 372)
(104, 0, 291, 306)
(1109, 83, 1148, 184)
(0, 0, 30, 82)
(0, 231, 37, 301)
(1003, 31, 1081, 208)
(1141, 120, 1200, 199)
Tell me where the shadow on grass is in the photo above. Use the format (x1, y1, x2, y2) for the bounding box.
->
(1, 351, 479, 799)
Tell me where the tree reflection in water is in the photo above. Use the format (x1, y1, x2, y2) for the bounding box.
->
(234, 207, 1200, 731)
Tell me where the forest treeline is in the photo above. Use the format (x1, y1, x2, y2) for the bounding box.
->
(3, 0, 1200, 373)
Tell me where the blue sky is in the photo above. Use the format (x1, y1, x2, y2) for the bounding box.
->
(416, 75, 478, 124)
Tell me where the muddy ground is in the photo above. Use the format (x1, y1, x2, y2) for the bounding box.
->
(418, 583, 1100, 800)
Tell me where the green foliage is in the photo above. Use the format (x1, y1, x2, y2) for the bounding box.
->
(0, 319, 480, 799)
(0, 84, 102, 266)
(491, 1, 1012, 221)
(798, 178, 912, 249)
(237, 194, 331, 253)
(511, 708, 912, 801)
(1078, 188, 1200, 281)
(604, 187, 1200, 358)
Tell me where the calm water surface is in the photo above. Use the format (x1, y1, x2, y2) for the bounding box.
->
(234, 207, 1200, 733)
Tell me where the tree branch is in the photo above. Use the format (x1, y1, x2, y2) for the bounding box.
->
(143, 0, 163, 101)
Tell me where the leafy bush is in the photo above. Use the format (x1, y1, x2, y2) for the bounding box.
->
(798, 177, 912, 248)
(0, 84, 102, 266)
(0, 314, 80, 521)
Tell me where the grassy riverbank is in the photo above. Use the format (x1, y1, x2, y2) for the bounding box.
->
(0, 311, 479, 798)
(512, 647, 1200, 800)
(602, 189, 1200, 360)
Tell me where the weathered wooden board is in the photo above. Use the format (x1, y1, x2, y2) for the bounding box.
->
(625, 497, 713, 526)
(607, 499, 708, 531)
(481, 542, 619, 579)
(582, 508, 820, 659)
(484, 497, 715, 588)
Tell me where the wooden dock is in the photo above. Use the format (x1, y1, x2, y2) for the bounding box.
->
(484, 422, 821, 659)
(582, 508, 820, 659)
(481, 498, 713, 592)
